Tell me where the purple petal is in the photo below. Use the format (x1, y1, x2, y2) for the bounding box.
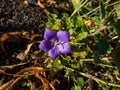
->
(39, 40, 54, 52)
(57, 31, 70, 42)
(44, 28, 57, 41)
(48, 46, 61, 59)
(57, 43, 71, 54)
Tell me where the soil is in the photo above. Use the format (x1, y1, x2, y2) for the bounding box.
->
(0, 0, 73, 90)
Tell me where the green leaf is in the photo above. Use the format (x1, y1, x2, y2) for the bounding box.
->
(64, 70, 75, 78)
(46, 21, 53, 28)
(46, 18, 61, 30)
(67, 18, 74, 29)
(71, 61, 80, 69)
(114, 2, 120, 19)
(49, 13, 58, 19)
(72, 51, 87, 58)
(71, 85, 81, 90)
(71, 0, 88, 17)
(62, 58, 70, 65)
(88, 79, 94, 88)
(69, 28, 75, 35)
(76, 31, 88, 41)
(93, 16, 100, 23)
(99, 0, 106, 20)
(53, 59, 63, 70)
(62, 13, 69, 18)
(110, 16, 115, 32)
(76, 77, 84, 87)
(71, 0, 81, 10)
(73, 16, 83, 27)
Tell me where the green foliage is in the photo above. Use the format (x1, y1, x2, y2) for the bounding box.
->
(40, 1, 120, 90)
(99, 0, 106, 20)
(76, 31, 88, 41)
(71, 77, 84, 90)
(71, 85, 81, 90)
(71, 61, 81, 69)
(71, 0, 81, 10)
(21, 80, 31, 87)
(114, 2, 120, 18)
(76, 77, 84, 87)
(46, 13, 61, 30)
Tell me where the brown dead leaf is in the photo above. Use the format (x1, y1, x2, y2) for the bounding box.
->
(30, 34, 42, 41)
(37, 1, 45, 9)
(47, 0, 56, 4)
(24, 42, 34, 56)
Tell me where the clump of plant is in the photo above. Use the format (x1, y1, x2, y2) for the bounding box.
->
(38, 0, 120, 89)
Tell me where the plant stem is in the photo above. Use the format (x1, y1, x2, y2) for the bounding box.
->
(81, 0, 120, 17)
(63, 66, 120, 88)
(71, 0, 89, 17)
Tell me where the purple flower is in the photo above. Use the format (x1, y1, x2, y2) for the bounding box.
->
(39, 28, 71, 59)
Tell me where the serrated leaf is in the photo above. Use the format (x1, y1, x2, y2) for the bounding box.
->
(76, 77, 84, 87)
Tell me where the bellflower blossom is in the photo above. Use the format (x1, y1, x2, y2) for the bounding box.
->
(39, 28, 71, 59)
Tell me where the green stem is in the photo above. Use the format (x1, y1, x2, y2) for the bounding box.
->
(81, 0, 120, 17)
(63, 66, 120, 88)
(71, 0, 89, 17)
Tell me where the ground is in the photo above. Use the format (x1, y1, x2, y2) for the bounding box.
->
(0, 0, 73, 90)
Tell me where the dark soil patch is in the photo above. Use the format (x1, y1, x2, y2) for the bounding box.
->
(0, 0, 73, 90)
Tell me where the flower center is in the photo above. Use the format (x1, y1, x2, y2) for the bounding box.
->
(54, 40, 59, 47)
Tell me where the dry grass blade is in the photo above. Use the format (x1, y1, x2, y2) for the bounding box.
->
(24, 43, 34, 56)
(0, 77, 22, 90)
(0, 63, 27, 69)
(24, 41, 40, 56)
(36, 73, 56, 90)
(14, 67, 48, 76)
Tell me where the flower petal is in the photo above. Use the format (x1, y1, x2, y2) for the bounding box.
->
(57, 31, 70, 42)
(48, 46, 61, 59)
(44, 28, 57, 41)
(39, 40, 53, 52)
(57, 43, 71, 54)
